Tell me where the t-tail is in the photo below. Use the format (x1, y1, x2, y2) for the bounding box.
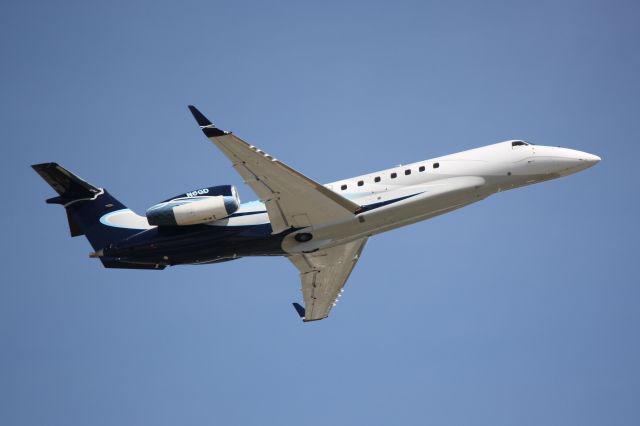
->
(32, 163, 161, 269)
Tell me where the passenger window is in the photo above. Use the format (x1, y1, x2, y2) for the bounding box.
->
(405, 169, 411, 175)
(357, 180, 364, 186)
(341, 184, 347, 190)
(391, 172, 397, 179)
(419, 166, 425, 172)
(433, 163, 439, 169)
(374, 176, 381, 183)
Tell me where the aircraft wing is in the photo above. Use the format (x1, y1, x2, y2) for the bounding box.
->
(188, 106, 360, 234)
(288, 237, 368, 321)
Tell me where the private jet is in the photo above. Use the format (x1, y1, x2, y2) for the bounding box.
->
(32, 106, 600, 321)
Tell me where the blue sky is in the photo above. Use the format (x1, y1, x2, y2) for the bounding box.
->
(2, 1, 639, 425)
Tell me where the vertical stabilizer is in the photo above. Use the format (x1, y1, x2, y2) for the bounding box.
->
(32, 163, 145, 253)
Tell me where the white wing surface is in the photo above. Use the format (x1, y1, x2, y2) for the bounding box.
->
(288, 237, 368, 321)
(188, 106, 360, 234)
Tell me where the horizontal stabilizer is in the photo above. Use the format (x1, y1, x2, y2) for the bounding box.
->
(32, 162, 100, 204)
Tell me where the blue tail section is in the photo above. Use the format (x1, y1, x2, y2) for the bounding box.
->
(32, 163, 159, 269)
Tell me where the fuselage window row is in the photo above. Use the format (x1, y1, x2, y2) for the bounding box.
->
(337, 163, 439, 191)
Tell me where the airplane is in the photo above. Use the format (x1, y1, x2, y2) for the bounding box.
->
(32, 106, 601, 322)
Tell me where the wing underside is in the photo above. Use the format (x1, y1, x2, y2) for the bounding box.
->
(188, 105, 369, 322)
(188, 105, 360, 234)
(288, 238, 368, 321)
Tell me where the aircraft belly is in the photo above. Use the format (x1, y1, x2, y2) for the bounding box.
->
(102, 223, 287, 266)
(282, 176, 488, 253)
(356, 185, 486, 238)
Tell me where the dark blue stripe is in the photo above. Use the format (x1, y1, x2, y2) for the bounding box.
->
(358, 192, 424, 213)
(231, 193, 423, 218)
(229, 210, 267, 218)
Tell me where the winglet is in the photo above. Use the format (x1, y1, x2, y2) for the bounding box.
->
(292, 302, 306, 320)
(187, 105, 229, 137)
(188, 105, 212, 126)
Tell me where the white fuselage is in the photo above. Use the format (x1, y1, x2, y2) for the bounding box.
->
(278, 140, 600, 253)
(36, 106, 604, 318)
(106, 140, 600, 254)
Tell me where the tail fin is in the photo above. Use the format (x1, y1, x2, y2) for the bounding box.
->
(32, 163, 147, 253)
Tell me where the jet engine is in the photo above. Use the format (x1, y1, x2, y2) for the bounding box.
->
(146, 185, 240, 226)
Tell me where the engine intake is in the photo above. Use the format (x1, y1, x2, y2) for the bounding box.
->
(146, 185, 240, 226)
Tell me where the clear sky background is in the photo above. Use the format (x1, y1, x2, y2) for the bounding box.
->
(1, 1, 639, 425)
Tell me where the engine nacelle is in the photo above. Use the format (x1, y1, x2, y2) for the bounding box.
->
(146, 185, 240, 226)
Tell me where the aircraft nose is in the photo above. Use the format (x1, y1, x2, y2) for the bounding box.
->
(584, 153, 601, 164)
(578, 151, 600, 165)
(575, 151, 601, 167)
(559, 149, 601, 174)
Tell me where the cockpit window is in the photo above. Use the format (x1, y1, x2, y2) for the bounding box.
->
(511, 141, 529, 147)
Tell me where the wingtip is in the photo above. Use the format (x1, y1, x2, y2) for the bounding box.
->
(187, 105, 212, 126)
(302, 316, 328, 323)
(292, 302, 306, 319)
(187, 105, 229, 137)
